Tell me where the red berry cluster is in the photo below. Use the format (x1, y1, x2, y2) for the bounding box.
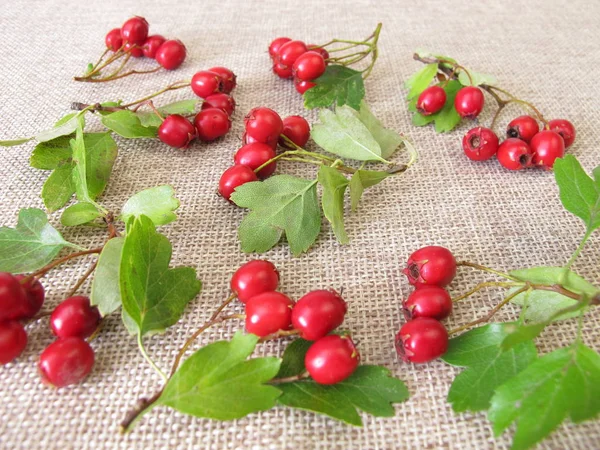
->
(418, 85, 485, 119)
(231, 260, 359, 384)
(268, 38, 329, 95)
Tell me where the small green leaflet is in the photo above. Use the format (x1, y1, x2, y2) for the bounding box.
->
(318, 165, 349, 244)
(90, 237, 124, 316)
(457, 70, 496, 87)
(275, 338, 312, 378)
(101, 110, 158, 138)
(441, 324, 537, 413)
(409, 80, 462, 133)
(71, 117, 94, 205)
(158, 332, 281, 420)
(120, 185, 180, 226)
(41, 166, 76, 212)
(414, 50, 457, 67)
(349, 170, 389, 211)
(30, 136, 73, 169)
(304, 65, 365, 111)
(356, 102, 403, 159)
(35, 113, 83, 143)
(231, 175, 321, 256)
(0, 208, 81, 273)
(489, 343, 600, 450)
(405, 63, 438, 99)
(137, 100, 198, 127)
(120, 215, 201, 336)
(60, 202, 103, 226)
(0, 137, 32, 147)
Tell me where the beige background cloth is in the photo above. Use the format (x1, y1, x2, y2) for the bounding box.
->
(1, 0, 599, 448)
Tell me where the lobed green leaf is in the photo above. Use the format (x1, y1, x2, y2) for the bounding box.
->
(318, 165, 350, 244)
(91, 237, 124, 316)
(304, 65, 365, 111)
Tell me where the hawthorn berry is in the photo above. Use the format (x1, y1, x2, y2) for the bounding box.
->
(403, 246, 456, 288)
(218, 165, 259, 202)
(39, 337, 94, 388)
(158, 115, 196, 149)
(230, 260, 279, 304)
(14, 275, 45, 319)
(291, 289, 347, 341)
(305, 334, 360, 385)
(155, 40, 187, 70)
(0, 272, 27, 322)
(276, 40, 308, 67)
(142, 35, 166, 59)
(105, 28, 123, 52)
(208, 67, 236, 94)
(403, 286, 452, 321)
(530, 130, 565, 169)
(50, 296, 101, 339)
(395, 318, 448, 364)
(497, 138, 532, 171)
(121, 16, 149, 45)
(547, 119, 576, 148)
(294, 78, 316, 94)
(194, 108, 231, 141)
(462, 127, 499, 161)
(269, 37, 292, 59)
(293, 51, 326, 81)
(454, 86, 484, 119)
(506, 115, 539, 143)
(234, 143, 277, 179)
(273, 63, 293, 79)
(201, 93, 236, 117)
(0, 321, 27, 365)
(308, 45, 329, 61)
(191, 71, 223, 98)
(245, 292, 294, 337)
(242, 131, 277, 149)
(244, 107, 283, 146)
(416, 86, 446, 115)
(124, 42, 144, 58)
(279, 115, 310, 149)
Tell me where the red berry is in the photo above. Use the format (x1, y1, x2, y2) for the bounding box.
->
(395, 318, 448, 364)
(276, 40, 308, 67)
(242, 131, 277, 150)
(0, 272, 27, 322)
(294, 78, 316, 94)
(123, 42, 144, 58)
(308, 45, 329, 61)
(121, 16, 149, 45)
(279, 115, 310, 149)
(403, 246, 456, 288)
(506, 115, 539, 143)
(305, 335, 359, 385)
(191, 70, 223, 98)
(207, 67, 236, 94)
(234, 143, 277, 179)
(269, 37, 292, 58)
(291, 289, 347, 341)
(530, 130, 565, 169)
(39, 337, 94, 388)
(462, 127, 499, 161)
(244, 107, 283, 145)
(194, 108, 231, 141)
(454, 86, 485, 119)
(158, 115, 196, 149)
(14, 275, 45, 319)
(0, 321, 27, 365)
(403, 286, 452, 321)
(547, 119, 576, 148)
(155, 40, 187, 70)
(105, 28, 123, 52)
(50, 296, 101, 339)
(293, 51, 326, 81)
(273, 63, 293, 79)
(201, 93, 235, 117)
(245, 292, 294, 337)
(416, 86, 446, 115)
(230, 260, 279, 304)
(497, 138, 533, 171)
(142, 35, 166, 58)
(218, 165, 259, 202)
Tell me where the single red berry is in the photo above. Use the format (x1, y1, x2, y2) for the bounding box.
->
(305, 335, 360, 385)
(293, 51, 326, 81)
(0, 272, 28, 322)
(155, 39, 187, 70)
(14, 275, 45, 319)
(244, 107, 283, 145)
(273, 63, 293, 79)
(242, 131, 277, 149)
(294, 78, 316, 94)
(462, 127, 499, 161)
(123, 42, 144, 58)
(245, 292, 294, 337)
(158, 115, 196, 149)
(530, 130, 565, 169)
(506, 115, 539, 143)
(291, 289, 347, 341)
(307, 45, 329, 62)
(201, 93, 235, 117)
(191, 70, 223, 98)
(0, 321, 27, 365)
(279, 115, 310, 149)
(39, 337, 94, 388)
(105, 28, 123, 52)
(416, 86, 446, 115)
(402, 286, 452, 321)
(234, 143, 277, 179)
(395, 318, 448, 364)
(497, 138, 533, 171)
(207, 67, 236, 94)
(276, 40, 308, 67)
(194, 108, 231, 141)
(142, 35, 166, 58)
(230, 260, 279, 303)
(547, 119, 576, 148)
(454, 86, 485, 119)
(269, 37, 292, 59)
(50, 296, 101, 339)
(403, 246, 456, 288)
(218, 165, 259, 202)
(121, 16, 149, 45)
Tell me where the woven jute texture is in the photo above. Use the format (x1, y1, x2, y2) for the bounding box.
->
(1, 0, 599, 448)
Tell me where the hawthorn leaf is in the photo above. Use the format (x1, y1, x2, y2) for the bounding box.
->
(457, 70, 496, 87)
(276, 338, 312, 378)
(91, 237, 124, 316)
(409, 80, 462, 133)
(83, 132, 118, 200)
(35, 113, 83, 143)
(405, 63, 438, 99)
(101, 110, 158, 138)
(30, 136, 73, 169)
(120, 185, 180, 226)
(415, 50, 457, 67)
(41, 165, 76, 212)
(318, 165, 349, 244)
(70, 117, 93, 204)
(303, 65, 365, 111)
(510, 266, 598, 296)
(357, 102, 403, 159)
(349, 170, 389, 211)
(60, 202, 103, 227)
(0, 137, 32, 147)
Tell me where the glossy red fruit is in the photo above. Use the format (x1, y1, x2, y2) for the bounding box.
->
(506, 115, 539, 143)
(234, 143, 277, 179)
(416, 86, 446, 115)
(497, 138, 533, 171)
(0, 272, 27, 322)
(155, 40, 187, 70)
(194, 108, 231, 141)
(39, 337, 94, 388)
(294, 78, 316, 94)
(276, 40, 308, 67)
(245, 292, 294, 337)
(308, 45, 329, 62)
(273, 62, 293, 79)
(121, 16, 149, 45)
(218, 165, 259, 202)
(305, 335, 359, 385)
(547, 119, 576, 148)
(462, 127, 499, 161)
(0, 321, 27, 365)
(208, 67, 236, 94)
(403, 246, 456, 288)
(293, 51, 326, 81)
(14, 275, 45, 319)
(244, 107, 283, 145)
(454, 86, 485, 119)
(291, 289, 347, 341)
(242, 131, 277, 150)
(191, 71, 223, 98)
(201, 93, 235, 116)
(230, 260, 279, 304)
(123, 42, 144, 58)
(279, 115, 310, 149)
(530, 130, 565, 169)
(158, 115, 196, 149)
(269, 37, 292, 59)
(395, 318, 448, 363)
(105, 28, 123, 51)
(50, 296, 101, 339)
(142, 35, 166, 58)
(403, 286, 452, 321)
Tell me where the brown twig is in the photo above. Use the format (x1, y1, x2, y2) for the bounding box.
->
(65, 260, 98, 298)
(268, 371, 310, 384)
(22, 248, 103, 283)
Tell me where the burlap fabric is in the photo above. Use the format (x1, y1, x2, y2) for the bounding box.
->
(1, 0, 599, 448)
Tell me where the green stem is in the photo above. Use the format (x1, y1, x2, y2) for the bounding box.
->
(456, 261, 519, 281)
(451, 281, 523, 302)
(565, 229, 591, 270)
(137, 334, 168, 383)
(120, 81, 191, 108)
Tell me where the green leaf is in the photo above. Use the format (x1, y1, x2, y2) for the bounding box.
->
(415, 50, 457, 67)
(158, 332, 281, 420)
(277, 365, 409, 426)
(70, 117, 93, 204)
(83, 132, 118, 200)
(231, 175, 321, 256)
(276, 338, 312, 378)
(357, 102, 403, 159)
(30, 136, 73, 170)
(60, 202, 103, 226)
(510, 266, 598, 296)
(349, 170, 389, 211)
(160, 99, 198, 115)
(41, 165, 76, 212)
(0, 137, 32, 147)
(304, 65, 365, 111)
(405, 63, 438, 99)
(91, 237, 124, 316)
(409, 80, 462, 133)
(101, 110, 158, 138)
(489, 343, 600, 450)
(120, 185, 180, 226)
(36, 113, 82, 143)
(0, 208, 78, 273)
(500, 322, 548, 351)
(457, 70, 496, 87)
(120, 215, 201, 336)
(441, 324, 537, 413)
(318, 165, 349, 244)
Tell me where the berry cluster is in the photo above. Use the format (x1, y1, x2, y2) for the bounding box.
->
(418, 85, 485, 120)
